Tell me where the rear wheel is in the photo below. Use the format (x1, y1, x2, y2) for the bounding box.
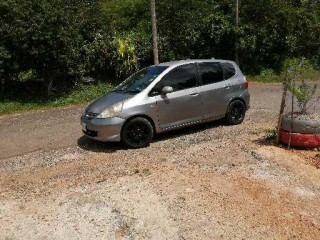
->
(225, 100, 246, 125)
(121, 117, 154, 149)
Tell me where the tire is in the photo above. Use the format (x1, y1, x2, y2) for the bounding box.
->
(282, 116, 320, 134)
(121, 117, 154, 149)
(279, 130, 320, 148)
(225, 100, 246, 125)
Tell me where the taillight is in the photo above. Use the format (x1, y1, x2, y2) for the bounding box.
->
(245, 81, 249, 89)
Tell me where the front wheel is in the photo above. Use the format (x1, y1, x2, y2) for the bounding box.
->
(121, 117, 154, 149)
(225, 100, 246, 125)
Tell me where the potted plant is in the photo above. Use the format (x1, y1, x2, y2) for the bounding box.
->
(280, 80, 320, 148)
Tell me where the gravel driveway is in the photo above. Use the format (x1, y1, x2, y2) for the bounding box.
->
(1, 83, 320, 239)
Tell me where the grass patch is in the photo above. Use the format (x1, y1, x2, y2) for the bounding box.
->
(265, 129, 277, 141)
(0, 83, 114, 115)
(248, 59, 320, 83)
(248, 69, 281, 83)
(248, 69, 320, 83)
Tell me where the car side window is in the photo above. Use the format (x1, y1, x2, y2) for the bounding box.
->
(220, 62, 236, 79)
(151, 63, 197, 95)
(198, 62, 224, 85)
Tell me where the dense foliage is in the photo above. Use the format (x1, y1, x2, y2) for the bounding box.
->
(0, 0, 319, 97)
(0, 0, 110, 95)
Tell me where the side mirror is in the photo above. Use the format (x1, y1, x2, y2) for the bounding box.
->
(161, 86, 173, 95)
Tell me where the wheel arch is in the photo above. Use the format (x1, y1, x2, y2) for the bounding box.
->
(122, 114, 156, 134)
(228, 97, 246, 109)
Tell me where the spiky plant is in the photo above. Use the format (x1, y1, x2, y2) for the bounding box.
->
(288, 80, 317, 114)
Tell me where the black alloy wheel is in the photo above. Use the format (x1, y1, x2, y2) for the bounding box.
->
(225, 100, 246, 125)
(121, 117, 154, 148)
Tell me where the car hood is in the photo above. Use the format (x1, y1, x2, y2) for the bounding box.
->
(85, 92, 133, 114)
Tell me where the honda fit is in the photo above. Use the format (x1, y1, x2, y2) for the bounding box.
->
(81, 59, 250, 148)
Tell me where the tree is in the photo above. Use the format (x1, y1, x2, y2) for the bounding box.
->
(151, 0, 159, 65)
(0, 0, 109, 95)
(1, 0, 319, 97)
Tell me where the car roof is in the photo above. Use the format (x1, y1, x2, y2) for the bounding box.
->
(158, 59, 235, 68)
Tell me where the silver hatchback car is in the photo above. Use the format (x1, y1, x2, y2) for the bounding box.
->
(81, 59, 250, 148)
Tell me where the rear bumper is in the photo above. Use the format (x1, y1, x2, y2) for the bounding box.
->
(81, 115, 126, 142)
(242, 90, 250, 110)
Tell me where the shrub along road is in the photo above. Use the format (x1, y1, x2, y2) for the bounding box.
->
(1, 83, 320, 239)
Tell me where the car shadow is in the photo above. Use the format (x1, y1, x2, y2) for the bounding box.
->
(77, 119, 225, 153)
(77, 136, 125, 153)
(152, 119, 225, 143)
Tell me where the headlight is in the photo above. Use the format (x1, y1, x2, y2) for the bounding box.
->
(97, 102, 124, 119)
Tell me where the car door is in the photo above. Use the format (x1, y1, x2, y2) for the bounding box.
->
(197, 62, 234, 119)
(220, 61, 241, 94)
(150, 63, 203, 130)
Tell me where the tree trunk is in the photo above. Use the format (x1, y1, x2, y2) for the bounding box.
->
(235, 0, 240, 66)
(276, 74, 289, 145)
(0, 78, 4, 94)
(151, 0, 159, 65)
(47, 78, 54, 96)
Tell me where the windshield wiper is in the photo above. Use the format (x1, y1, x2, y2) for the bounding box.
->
(124, 90, 141, 94)
(113, 89, 125, 93)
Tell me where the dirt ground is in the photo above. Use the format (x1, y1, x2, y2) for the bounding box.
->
(1, 83, 320, 240)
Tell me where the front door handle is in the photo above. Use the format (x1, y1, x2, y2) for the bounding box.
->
(224, 85, 231, 89)
(190, 93, 198, 96)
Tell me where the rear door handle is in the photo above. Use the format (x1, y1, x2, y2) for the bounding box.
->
(224, 85, 231, 89)
(190, 93, 198, 96)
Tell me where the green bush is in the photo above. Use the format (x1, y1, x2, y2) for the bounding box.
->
(1, 0, 320, 98)
(0, 0, 110, 95)
(59, 84, 114, 105)
(0, 83, 114, 115)
(249, 58, 320, 83)
(281, 58, 320, 81)
(249, 69, 280, 83)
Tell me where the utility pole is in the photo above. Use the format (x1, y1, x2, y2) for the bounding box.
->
(151, 0, 159, 65)
(235, 0, 239, 66)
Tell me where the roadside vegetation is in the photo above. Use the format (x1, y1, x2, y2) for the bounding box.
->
(0, 0, 319, 114)
(0, 83, 114, 115)
(249, 59, 320, 83)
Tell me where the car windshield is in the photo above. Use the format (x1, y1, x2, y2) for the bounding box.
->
(114, 66, 168, 94)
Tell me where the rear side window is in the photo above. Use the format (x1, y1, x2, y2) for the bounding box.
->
(153, 63, 197, 93)
(221, 62, 236, 79)
(198, 62, 224, 85)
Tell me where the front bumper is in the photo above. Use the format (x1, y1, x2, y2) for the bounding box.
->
(81, 115, 126, 142)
